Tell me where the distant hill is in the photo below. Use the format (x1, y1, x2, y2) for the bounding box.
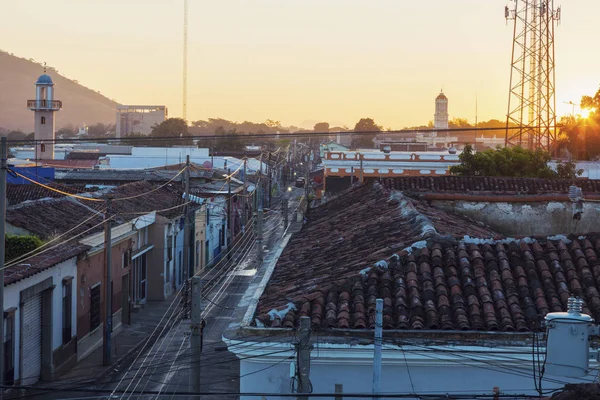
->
(0, 50, 119, 132)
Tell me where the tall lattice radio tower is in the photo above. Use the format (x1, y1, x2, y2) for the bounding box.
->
(183, 0, 188, 122)
(504, 0, 561, 151)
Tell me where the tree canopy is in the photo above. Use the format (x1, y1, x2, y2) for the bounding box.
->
(557, 87, 600, 161)
(352, 118, 381, 148)
(151, 118, 192, 145)
(450, 144, 582, 179)
(313, 122, 329, 132)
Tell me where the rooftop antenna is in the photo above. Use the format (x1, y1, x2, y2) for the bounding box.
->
(475, 93, 478, 129)
(182, 0, 188, 122)
(504, 0, 562, 151)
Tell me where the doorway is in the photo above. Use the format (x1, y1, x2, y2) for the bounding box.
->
(121, 274, 130, 325)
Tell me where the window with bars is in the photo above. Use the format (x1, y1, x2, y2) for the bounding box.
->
(90, 284, 101, 331)
(167, 235, 173, 262)
(122, 249, 131, 268)
(62, 279, 73, 344)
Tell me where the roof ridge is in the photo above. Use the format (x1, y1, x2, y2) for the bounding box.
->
(7, 195, 80, 210)
(388, 191, 439, 241)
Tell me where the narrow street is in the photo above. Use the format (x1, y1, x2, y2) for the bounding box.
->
(27, 185, 304, 400)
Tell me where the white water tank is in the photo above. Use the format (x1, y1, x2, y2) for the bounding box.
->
(545, 297, 594, 377)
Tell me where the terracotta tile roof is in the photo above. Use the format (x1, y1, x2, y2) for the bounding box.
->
(549, 384, 600, 400)
(55, 168, 214, 182)
(6, 198, 104, 240)
(105, 181, 186, 220)
(377, 176, 600, 195)
(257, 234, 600, 332)
(255, 183, 502, 327)
(149, 162, 215, 179)
(6, 183, 90, 206)
(5, 242, 90, 286)
(42, 159, 99, 169)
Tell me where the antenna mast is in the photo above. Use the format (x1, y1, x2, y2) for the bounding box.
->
(183, 0, 188, 121)
(504, 0, 561, 151)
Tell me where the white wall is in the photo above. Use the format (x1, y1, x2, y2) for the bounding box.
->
(432, 200, 600, 236)
(161, 218, 185, 299)
(103, 148, 266, 173)
(5, 257, 77, 382)
(231, 342, 598, 400)
(206, 198, 227, 265)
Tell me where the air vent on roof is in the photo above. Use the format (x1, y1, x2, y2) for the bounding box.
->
(569, 185, 583, 202)
(569, 185, 584, 220)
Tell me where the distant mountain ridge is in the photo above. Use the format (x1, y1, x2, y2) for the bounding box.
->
(0, 50, 119, 132)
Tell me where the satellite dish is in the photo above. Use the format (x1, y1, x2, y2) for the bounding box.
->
(203, 161, 213, 169)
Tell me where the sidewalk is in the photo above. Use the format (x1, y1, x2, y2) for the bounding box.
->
(38, 293, 180, 388)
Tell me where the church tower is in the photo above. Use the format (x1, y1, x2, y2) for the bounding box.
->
(434, 90, 449, 130)
(27, 68, 62, 160)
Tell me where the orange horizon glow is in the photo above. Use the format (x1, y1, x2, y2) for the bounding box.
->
(2, 0, 600, 129)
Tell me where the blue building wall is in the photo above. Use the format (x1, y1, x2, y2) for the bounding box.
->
(8, 166, 55, 184)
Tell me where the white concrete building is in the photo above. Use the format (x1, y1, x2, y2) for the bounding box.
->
(434, 90, 449, 130)
(116, 105, 167, 138)
(322, 149, 461, 192)
(3, 245, 84, 385)
(102, 147, 266, 174)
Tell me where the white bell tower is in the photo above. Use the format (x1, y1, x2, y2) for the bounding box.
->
(27, 65, 62, 161)
(434, 90, 449, 130)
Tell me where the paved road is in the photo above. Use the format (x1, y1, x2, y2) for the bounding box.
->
(90, 187, 303, 400)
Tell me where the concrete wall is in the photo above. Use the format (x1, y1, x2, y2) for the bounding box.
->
(148, 217, 168, 301)
(431, 200, 600, 236)
(34, 110, 56, 160)
(147, 215, 184, 301)
(5, 257, 77, 383)
(235, 344, 597, 400)
(76, 237, 133, 359)
(194, 206, 207, 273)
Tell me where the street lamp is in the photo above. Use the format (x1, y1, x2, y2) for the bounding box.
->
(565, 101, 576, 116)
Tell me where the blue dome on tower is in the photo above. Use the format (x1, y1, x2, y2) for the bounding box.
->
(36, 74, 54, 85)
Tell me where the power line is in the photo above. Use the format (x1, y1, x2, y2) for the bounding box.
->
(4, 126, 548, 145)
(0, 384, 551, 398)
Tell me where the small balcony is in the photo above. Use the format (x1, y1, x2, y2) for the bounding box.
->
(27, 100, 62, 111)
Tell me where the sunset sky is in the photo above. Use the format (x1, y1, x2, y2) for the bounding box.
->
(2, 0, 599, 129)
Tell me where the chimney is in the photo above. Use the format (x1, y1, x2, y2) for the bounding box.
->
(545, 296, 595, 377)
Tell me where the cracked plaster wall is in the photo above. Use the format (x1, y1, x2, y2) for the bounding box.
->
(431, 200, 600, 236)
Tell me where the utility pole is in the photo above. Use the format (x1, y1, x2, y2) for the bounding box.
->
(304, 156, 310, 214)
(182, 155, 190, 318)
(103, 198, 113, 366)
(282, 198, 288, 232)
(256, 208, 263, 264)
(0, 137, 7, 394)
(190, 276, 202, 393)
(297, 316, 312, 400)
(243, 159, 247, 229)
(359, 154, 364, 184)
(227, 168, 232, 261)
(268, 152, 272, 209)
(372, 298, 383, 400)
